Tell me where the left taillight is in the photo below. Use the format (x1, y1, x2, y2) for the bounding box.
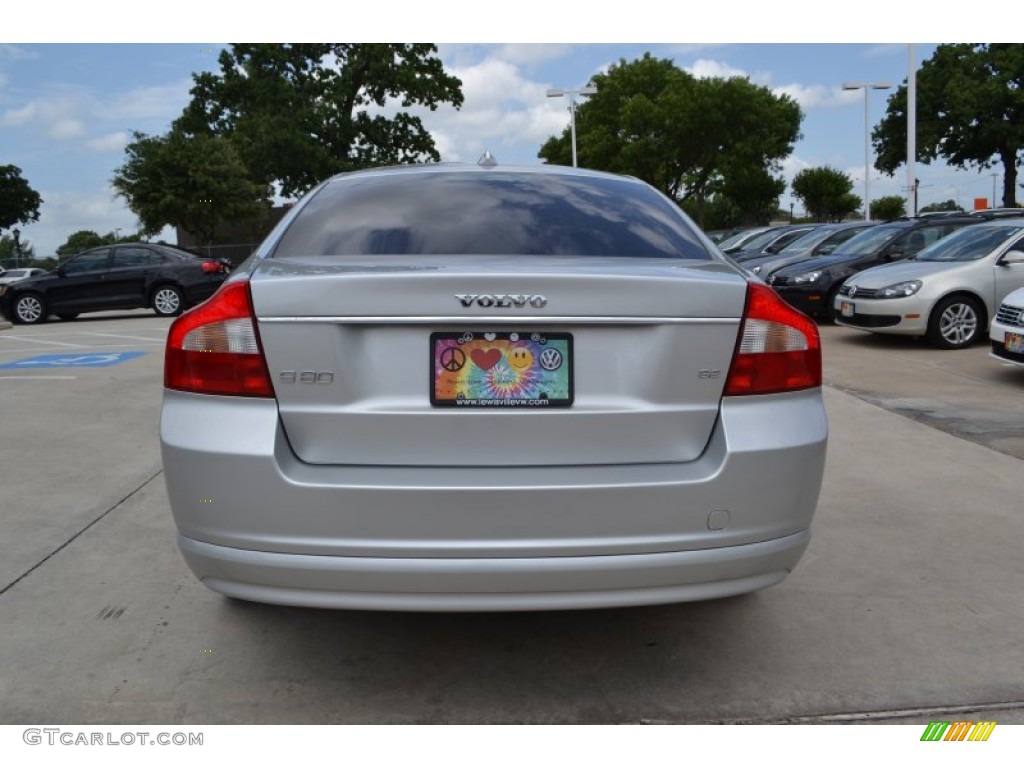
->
(164, 280, 274, 397)
(200, 260, 227, 273)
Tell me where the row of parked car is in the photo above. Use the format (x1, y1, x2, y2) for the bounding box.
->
(712, 213, 1024, 363)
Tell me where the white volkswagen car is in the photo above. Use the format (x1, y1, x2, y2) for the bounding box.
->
(835, 220, 1024, 348)
(990, 286, 1024, 367)
(160, 163, 827, 612)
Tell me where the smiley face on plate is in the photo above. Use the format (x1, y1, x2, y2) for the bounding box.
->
(507, 346, 534, 371)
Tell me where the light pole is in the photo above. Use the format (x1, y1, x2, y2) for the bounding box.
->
(546, 84, 597, 168)
(842, 81, 891, 221)
(12, 227, 21, 269)
(991, 173, 999, 209)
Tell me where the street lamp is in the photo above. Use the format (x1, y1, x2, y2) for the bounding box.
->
(546, 84, 597, 168)
(12, 227, 21, 269)
(842, 81, 891, 221)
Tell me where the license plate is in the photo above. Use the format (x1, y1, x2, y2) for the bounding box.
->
(840, 300, 854, 318)
(1006, 332, 1024, 353)
(431, 331, 573, 408)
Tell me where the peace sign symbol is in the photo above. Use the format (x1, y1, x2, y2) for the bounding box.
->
(440, 347, 466, 372)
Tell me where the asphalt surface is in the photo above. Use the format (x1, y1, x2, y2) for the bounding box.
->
(0, 312, 1021, 724)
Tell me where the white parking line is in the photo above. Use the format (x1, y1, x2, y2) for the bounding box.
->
(79, 331, 167, 343)
(0, 376, 78, 380)
(0, 335, 86, 348)
(0, 343, 162, 355)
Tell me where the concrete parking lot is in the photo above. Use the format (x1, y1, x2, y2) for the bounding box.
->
(0, 312, 1021, 724)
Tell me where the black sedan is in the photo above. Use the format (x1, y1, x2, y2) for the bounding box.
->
(766, 217, 982, 320)
(0, 243, 230, 324)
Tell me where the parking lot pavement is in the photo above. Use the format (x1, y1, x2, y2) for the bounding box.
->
(0, 311, 169, 590)
(821, 324, 1024, 459)
(0, 315, 1022, 724)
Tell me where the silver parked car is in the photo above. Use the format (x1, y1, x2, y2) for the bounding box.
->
(835, 220, 1024, 348)
(990, 286, 1024, 367)
(0, 267, 47, 286)
(160, 163, 827, 612)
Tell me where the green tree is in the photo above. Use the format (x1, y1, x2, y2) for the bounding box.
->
(537, 54, 801, 227)
(791, 167, 862, 222)
(873, 44, 1024, 207)
(0, 233, 35, 268)
(0, 165, 43, 232)
(113, 129, 268, 244)
(56, 229, 138, 256)
(176, 44, 464, 197)
(715, 165, 787, 226)
(919, 199, 964, 213)
(56, 230, 106, 255)
(869, 195, 907, 221)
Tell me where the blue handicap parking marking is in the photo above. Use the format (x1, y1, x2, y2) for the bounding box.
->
(0, 351, 148, 369)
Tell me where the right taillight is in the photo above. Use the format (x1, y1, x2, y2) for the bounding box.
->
(164, 279, 274, 398)
(724, 281, 822, 396)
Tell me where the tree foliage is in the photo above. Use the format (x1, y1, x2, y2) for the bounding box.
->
(537, 54, 801, 227)
(113, 130, 269, 243)
(873, 44, 1024, 207)
(0, 233, 35, 267)
(56, 229, 135, 256)
(0, 165, 43, 231)
(919, 199, 964, 213)
(176, 44, 464, 197)
(869, 195, 907, 221)
(791, 167, 862, 222)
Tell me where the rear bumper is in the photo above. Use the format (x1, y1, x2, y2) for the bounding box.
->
(161, 388, 827, 611)
(180, 531, 809, 611)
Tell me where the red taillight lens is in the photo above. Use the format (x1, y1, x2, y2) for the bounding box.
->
(724, 282, 822, 396)
(164, 280, 274, 397)
(200, 260, 225, 273)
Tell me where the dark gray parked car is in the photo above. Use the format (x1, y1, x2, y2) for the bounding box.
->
(0, 243, 230, 324)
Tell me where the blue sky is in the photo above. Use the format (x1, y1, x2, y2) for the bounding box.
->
(2, 7, 1015, 256)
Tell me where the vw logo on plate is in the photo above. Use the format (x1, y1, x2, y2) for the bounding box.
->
(538, 348, 563, 371)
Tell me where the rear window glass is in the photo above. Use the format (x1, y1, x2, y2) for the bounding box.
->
(271, 171, 711, 260)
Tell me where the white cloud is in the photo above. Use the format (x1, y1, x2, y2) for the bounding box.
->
(108, 79, 193, 123)
(493, 44, 574, 66)
(413, 56, 571, 162)
(0, 44, 37, 60)
(1, 102, 37, 125)
(15, 187, 137, 257)
(773, 83, 861, 110)
(686, 58, 771, 85)
(687, 58, 748, 80)
(861, 44, 905, 59)
(49, 118, 86, 140)
(85, 131, 129, 153)
(1, 78, 191, 156)
(780, 155, 813, 184)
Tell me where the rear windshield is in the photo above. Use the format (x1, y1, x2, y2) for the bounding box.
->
(271, 172, 712, 260)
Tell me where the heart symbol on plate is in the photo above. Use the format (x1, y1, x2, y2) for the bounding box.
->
(484, 332, 496, 341)
(471, 348, 502, 371)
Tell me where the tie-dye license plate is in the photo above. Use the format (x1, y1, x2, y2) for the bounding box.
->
(431, 331, 573, 408)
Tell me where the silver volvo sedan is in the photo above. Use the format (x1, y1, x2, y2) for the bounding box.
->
(160, 163, 827, 611)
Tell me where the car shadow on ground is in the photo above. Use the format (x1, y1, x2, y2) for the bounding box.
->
(205, 592, 778, 723)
